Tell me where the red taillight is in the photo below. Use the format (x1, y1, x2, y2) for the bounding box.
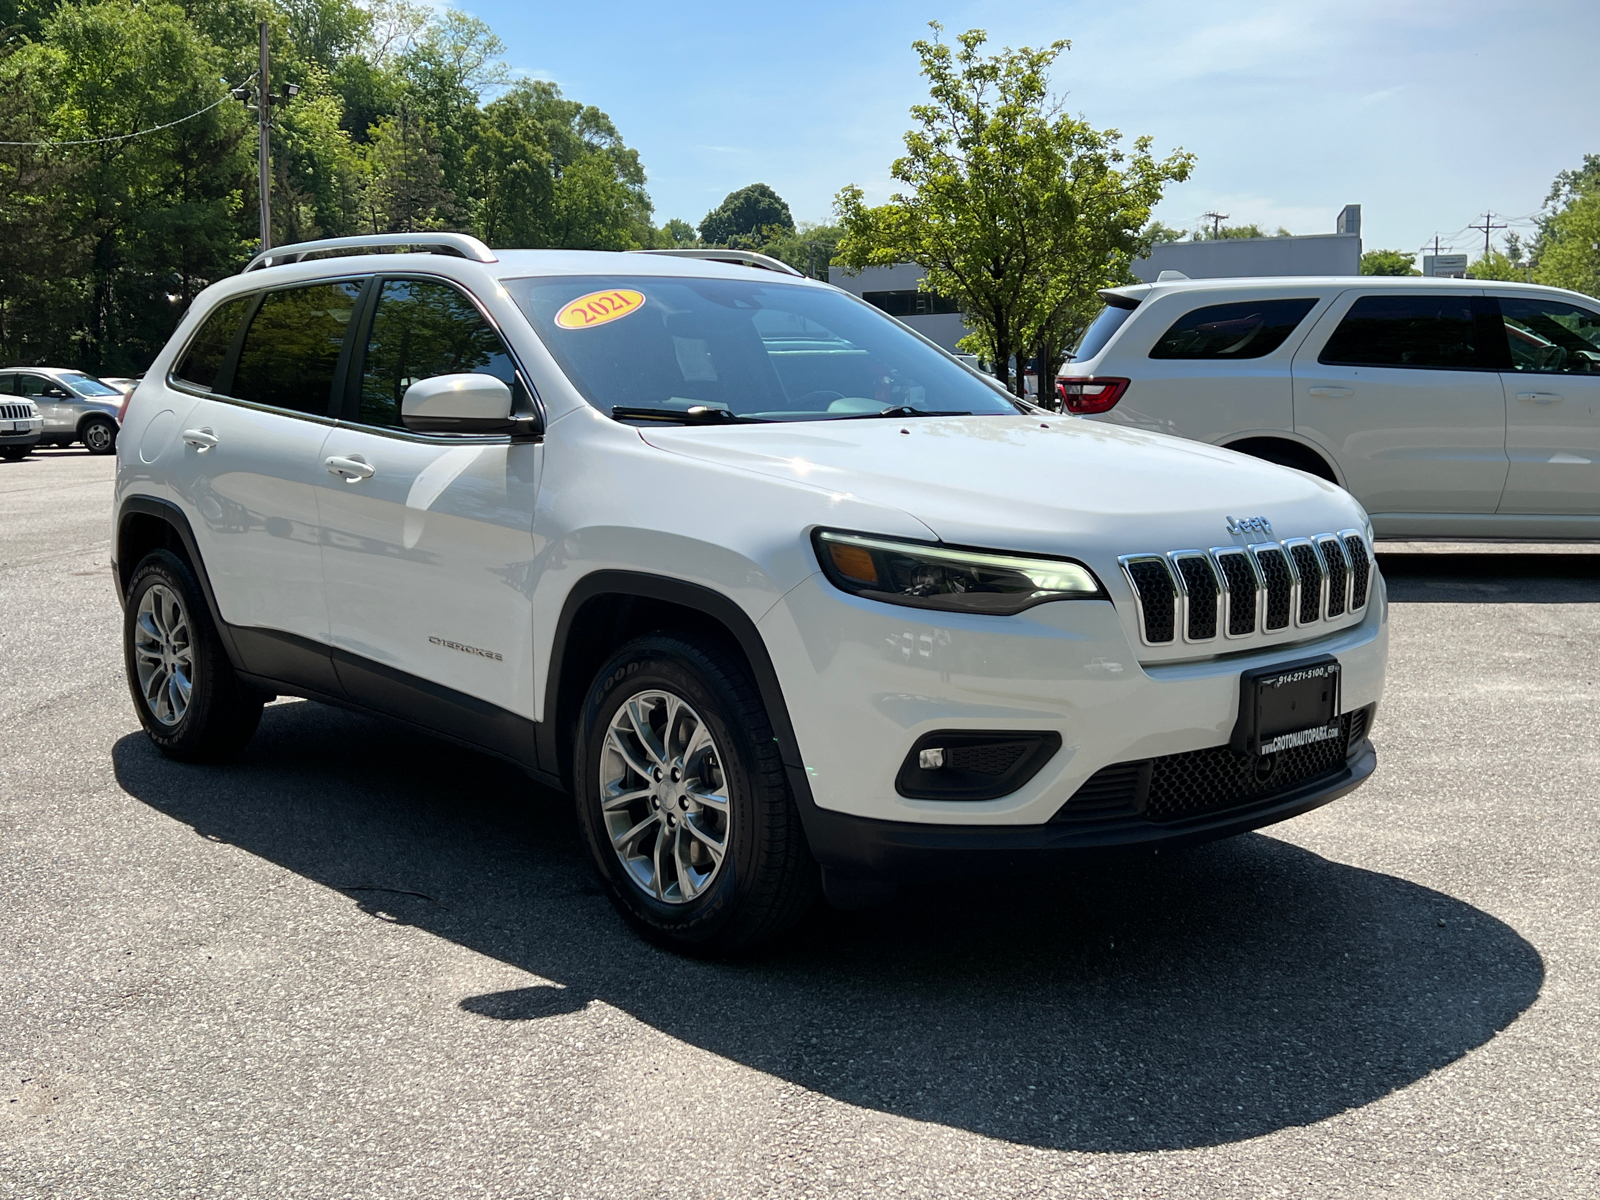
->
(1056, 376, 1128, 415)
(116, 388, 133, 424)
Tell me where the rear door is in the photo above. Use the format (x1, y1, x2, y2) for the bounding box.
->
(170, 280, 362, 662)
(1291, 290, 1508, 514)
(315, 275, 539, 724)
(1487, 292, 1600, 514)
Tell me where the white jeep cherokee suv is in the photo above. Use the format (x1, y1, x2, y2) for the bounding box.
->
(113, 234, 1388, 952)
(1061, 275, 1600, 540)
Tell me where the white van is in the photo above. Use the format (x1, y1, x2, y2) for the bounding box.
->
(1061, 276, 1600, 540)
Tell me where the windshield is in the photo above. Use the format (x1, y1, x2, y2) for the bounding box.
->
(507, 275, 1021, 423)
(58, 372, 123, 397)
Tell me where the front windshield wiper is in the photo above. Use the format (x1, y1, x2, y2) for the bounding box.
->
(611, 405, 770, 425)
(829, 405, 973, 420)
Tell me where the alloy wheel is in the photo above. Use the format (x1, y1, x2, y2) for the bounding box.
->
(132, 583, 194, 726)
(599, 689, 731, 904)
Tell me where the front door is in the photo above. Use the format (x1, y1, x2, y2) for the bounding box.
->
(315, 276, 538, 725)
(1490, 292, 1600, 515)
(1291, 290, 1508, 515)
(16, 374, 74, 440)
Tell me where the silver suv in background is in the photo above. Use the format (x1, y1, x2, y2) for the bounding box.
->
(0, 368, 123, 454)
(0, 395, 43, 460)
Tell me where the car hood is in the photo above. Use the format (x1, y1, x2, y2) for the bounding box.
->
(639, 415, 1363, 554)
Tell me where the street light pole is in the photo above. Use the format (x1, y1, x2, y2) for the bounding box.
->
(257, 21, 271, 252)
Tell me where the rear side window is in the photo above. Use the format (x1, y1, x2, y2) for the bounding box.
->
(1070, 304, 1135, 362)
(358, 279, 516, 429)
(174, 297, 250, 392)
(1149, 298, 1317, 360)
(232, 282, 363, 415)
(1319, 294, 1479, 370)
(1499, 297, 1600, 375)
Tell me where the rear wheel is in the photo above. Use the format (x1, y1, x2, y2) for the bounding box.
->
(1227, 437, 1338, 484)
(574, 634, 817, 955)
(123, 550, 263, 760)
(81, 417, 117, 455)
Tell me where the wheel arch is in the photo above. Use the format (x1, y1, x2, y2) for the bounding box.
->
(1219, 433, 1343, 486)
(542, 572, 815, 814)
(116, 497, 243, 668)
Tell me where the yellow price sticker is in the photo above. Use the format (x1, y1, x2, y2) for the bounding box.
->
(556, 288, 645, 330)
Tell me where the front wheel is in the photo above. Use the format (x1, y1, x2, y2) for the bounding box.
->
(123, 550, 263, 760)
(81, 417, 117, 455)
(0, 446, 29, 461)
(574, 634, 817, 954)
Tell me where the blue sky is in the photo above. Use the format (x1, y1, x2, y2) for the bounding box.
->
(466, 0, 1597, 262)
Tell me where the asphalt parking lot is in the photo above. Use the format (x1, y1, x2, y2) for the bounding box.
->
(2, 449, 1598, 1198)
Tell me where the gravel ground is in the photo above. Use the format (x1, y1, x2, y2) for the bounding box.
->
(2, 448, 1597, 1198)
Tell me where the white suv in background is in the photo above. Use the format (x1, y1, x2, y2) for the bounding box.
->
(1062, 276, 1600, 540)
(114, 234, 1388, 953)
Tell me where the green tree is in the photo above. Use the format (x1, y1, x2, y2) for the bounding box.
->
(1198, 222, 1290, 239)
(699, 183, 794, 246)
(836, 24, 1191, 394)
(1532, 154, 1600, 297)
(363, 109, 455, 232)
(660, 217, 697, 246)
(1467, 250, 1526, 282)
(1360, 248, 1420, 276)
(756, 221, 844, 280)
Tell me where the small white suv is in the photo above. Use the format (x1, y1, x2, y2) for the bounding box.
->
(114, 235, 1388, 952)
(1061, 276, 1600, 540)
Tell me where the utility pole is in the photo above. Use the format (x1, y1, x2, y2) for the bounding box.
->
(1202, 211, 1229, 238)
(257, 21, 271, 252)
(1469, 211, 1506, 258)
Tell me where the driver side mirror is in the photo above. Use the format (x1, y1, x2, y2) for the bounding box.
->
(401, 373, 532, 436)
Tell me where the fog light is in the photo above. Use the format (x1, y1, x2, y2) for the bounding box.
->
(918, 747, 945, 770)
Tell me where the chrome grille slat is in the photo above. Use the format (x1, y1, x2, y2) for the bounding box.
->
(1121, 531, 1373, 648)
(1170, 551, 1220, 643)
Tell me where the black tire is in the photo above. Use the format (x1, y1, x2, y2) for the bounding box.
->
(574, 634, 818, 955)
(81, 417, 117, 455)
(123, 549, 263, 761)
(0, 446, 29, 461)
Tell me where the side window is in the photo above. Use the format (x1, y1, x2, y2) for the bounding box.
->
(174, 296, 250, 392)
(1319, 294, 1480, 370)
(1149, 298, 1317, 360)
(232, 281, 363, 415)
(1071, 303, 1136, 362)
(1499, 297, 1600, 375)
(17, 375, 66, 398)
(357, 278, 515, 429)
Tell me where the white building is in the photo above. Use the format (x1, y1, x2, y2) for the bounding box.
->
(826, 262, 972, 353)
(1132, 205, 1363, 281)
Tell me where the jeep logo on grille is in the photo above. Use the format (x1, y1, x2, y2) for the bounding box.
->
(1226, 515, 1272, 535)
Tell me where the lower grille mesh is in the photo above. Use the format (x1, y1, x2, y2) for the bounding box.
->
(1051, 706, 1373, 826)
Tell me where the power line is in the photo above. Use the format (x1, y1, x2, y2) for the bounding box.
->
(0, 76, 256, 148)
(1469, 211, 1507, 257)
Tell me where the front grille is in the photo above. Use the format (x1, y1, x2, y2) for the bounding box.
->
(1214, 551, 1258, 636)
(1345, 535, 1371, 610)
(1319, 536, 1349, 618)
(0, 402, 34, 421)
(1254, 546, 1294, 631)
(1124, 557, 1176, 644)
(1288, 542, 1323, 625)
(1051, 706, 1374, 826)
(1174, 554, 1219, 641)
(1120, 530, 1373, 648)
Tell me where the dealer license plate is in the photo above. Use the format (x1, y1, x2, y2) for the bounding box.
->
(1231, 656, 1341, 757)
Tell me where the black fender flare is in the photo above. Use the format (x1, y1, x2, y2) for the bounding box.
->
(115, 495, 243, 669)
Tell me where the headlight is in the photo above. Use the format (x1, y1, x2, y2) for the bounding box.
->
(813, 529, 1104, 615)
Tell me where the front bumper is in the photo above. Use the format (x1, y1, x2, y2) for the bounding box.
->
(1, 424, 42, 447)
(758, 570, 1388, 827)
(798, 737, 1375, 880)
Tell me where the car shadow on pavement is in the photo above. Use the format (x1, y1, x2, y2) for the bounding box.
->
(1380, 550, 1600, 603)
(112, 700, 1543, 1154)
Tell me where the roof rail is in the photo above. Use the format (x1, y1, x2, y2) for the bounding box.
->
(244, 233, 497, 273)
(631, 248, 806, 278)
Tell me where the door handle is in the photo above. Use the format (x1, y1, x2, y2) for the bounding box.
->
(1306, 387, 1353, 398)
(325, 454, 375, 482)
(181, 427, 218, 450)
(1516, 392, 1563, 404)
